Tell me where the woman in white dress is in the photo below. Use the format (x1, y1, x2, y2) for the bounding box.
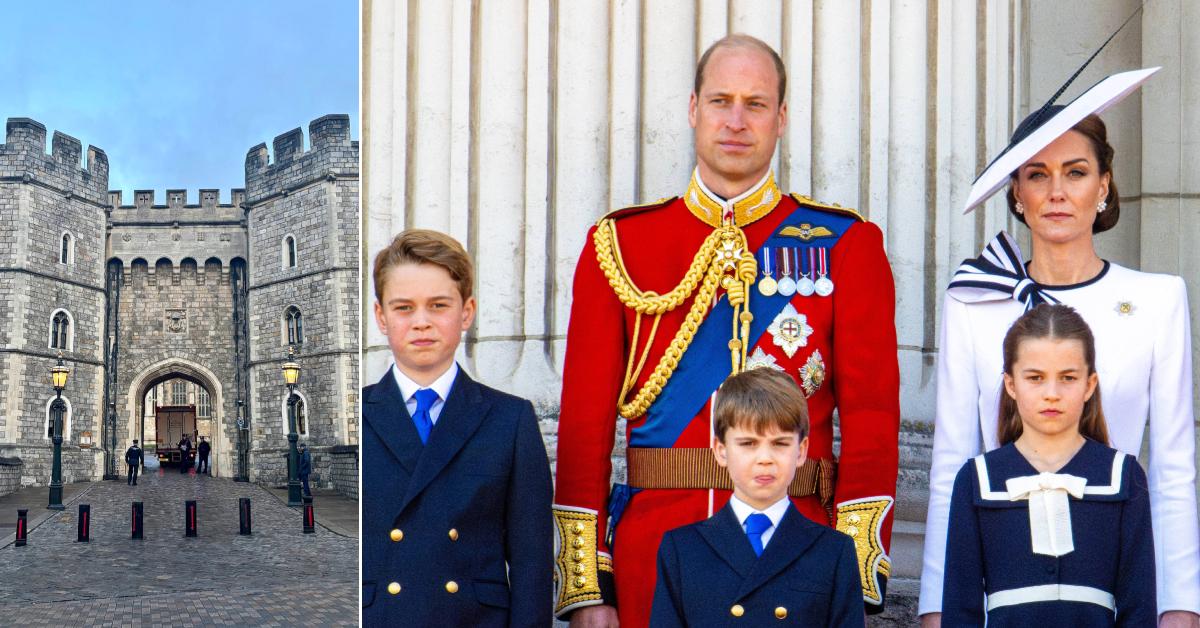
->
(919, 83, 1200, 626)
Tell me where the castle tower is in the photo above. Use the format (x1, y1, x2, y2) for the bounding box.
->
(244, 115, 359, 485)
(0, 118, 109, 484)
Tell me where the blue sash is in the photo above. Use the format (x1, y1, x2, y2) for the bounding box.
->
(628, 204, 857, 448)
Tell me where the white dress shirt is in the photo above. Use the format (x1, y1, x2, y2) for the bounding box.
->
(920, 262, 1200, 615)
(728, 494, 791, 549)
(391, 362, 459, 425)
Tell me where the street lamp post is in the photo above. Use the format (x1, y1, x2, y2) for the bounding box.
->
(281, 347, 302, 506)
(48, 354, 70, 510)
(235, 399, 249, 483)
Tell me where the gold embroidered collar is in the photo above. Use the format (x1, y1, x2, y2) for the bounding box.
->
(684, 169, 782, 228)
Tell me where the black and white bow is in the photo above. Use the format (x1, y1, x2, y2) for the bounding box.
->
(947, 231, 1059, 311)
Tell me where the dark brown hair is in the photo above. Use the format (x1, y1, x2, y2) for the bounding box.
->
(694, 33, 787, 104)
(714, 367, 809, 442)
(372, 229, 474, 303)
(997, 304, 1108, 446)
(1007, 113, 1119, 233)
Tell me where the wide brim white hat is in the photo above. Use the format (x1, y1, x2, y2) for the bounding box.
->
(962, 66, 1159, 214)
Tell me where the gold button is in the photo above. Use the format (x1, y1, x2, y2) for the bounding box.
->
(572, 537, 585, 548)
(573, 563, 586, 575)
(448, 528, 459, 541)
(387, 582, 401, 595)
(572, 550, 585, 562)
(775, 607, 788, 619)
(848, 513, 861, 525)
(730, 604, 744, 617)
(846, 525, 859, 537)
(572, 522, 585, 534)
(389, 529, 403, 542)
(445, 581, 459, 594)
(574, 576, 587, 588)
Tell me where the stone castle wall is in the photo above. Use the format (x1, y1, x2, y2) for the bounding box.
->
(244, 115, 359, 487)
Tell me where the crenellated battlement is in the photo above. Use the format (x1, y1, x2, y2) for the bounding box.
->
(244, 115, 357, 202)
(107, 188, 247, 210)
(1, 117, 109, 199)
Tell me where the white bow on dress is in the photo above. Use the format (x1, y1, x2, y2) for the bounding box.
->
(1006, 472, 1087, 557)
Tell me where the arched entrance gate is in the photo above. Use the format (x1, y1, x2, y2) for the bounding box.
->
(126, 359, 231, 478)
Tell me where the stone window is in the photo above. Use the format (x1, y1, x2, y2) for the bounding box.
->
(285, 306, 304, 346)
(48, 309, 73, 352)
(60, 232, 74, 265)
(282, 234, 297, 269)
(171, 381, 187, 405)
(197, 388, 212, 417)
(44, 396, 72, 442)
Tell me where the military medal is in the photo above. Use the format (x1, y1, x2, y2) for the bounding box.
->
(796, 248, 816, 297)
(777, 247, 796, 296)
(814, 247, 834, 297)
(757, 247, 778, 297)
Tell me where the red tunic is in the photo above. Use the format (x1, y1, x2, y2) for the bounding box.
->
(553, 176, 900, 626)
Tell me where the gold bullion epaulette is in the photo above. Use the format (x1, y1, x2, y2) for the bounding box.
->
(790, 193, 866, 222)
(596, 196, 678, 225)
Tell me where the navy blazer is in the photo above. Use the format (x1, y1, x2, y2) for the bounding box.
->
(652, 502, 865, 627)
(362, 367, 553, 628)
(942, 439, 1155, 627)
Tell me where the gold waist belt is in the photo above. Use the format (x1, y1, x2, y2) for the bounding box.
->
(625, 447, 837, 513)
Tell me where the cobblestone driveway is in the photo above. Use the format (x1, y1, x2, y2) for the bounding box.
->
(0, 469, 357, 626)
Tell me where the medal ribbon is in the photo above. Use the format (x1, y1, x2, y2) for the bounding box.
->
(761, 247, 772, 277)
(630, 204, 859, 447)
(818, 248, 828, 277)
(778, 246, 790, 278)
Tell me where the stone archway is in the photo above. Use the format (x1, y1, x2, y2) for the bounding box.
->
(126, 358, 231, 478)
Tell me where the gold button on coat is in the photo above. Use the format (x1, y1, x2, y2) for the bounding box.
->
(445, 581, 459, 593)
(387, 582, 401, 595)
(775, 607, 788, 619)
(389, 529, 403, 542)
(730, 604, 744, 617)
(448, 528, 459, 541)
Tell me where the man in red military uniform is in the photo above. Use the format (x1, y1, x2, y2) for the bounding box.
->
(554, 34, 899, 627)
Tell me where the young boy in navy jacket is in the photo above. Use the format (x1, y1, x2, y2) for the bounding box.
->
(362, 229, 552, 627)
(651, 367, 864, 627)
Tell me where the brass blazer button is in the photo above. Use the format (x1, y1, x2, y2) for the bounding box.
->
(389, 529, 403, 542)
(387, 582, 401, 595)
(730, 604, 744, 617)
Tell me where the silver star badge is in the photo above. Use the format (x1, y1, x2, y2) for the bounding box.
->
(746, 347, 785, 372)
(767, 303, 813, 358)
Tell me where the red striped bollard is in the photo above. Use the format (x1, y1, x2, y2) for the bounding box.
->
(132, 502, 144, 540)
(239, 498, 252, 535)
(184, 500, 197, 537)
(302, 496, 314, 534)
(77, 504, 90, 542)
(15, 509, 27, 546)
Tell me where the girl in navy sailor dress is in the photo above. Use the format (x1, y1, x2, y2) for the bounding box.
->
(942, 304, 1156, 627)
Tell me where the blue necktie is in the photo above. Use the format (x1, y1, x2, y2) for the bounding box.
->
(411, 389, 439, 445)
(745, 513, 772, 557)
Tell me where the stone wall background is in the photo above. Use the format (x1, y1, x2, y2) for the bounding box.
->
(363, 0, 1200, 617)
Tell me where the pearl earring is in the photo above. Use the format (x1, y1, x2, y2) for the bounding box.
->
(1097, 201, 1107, 213)
(1015, 201, 1025, 214)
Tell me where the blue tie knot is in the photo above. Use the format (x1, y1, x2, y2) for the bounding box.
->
(745, 513, 772, 557)
(413, 388, 439, 414)
(411, 389, 440, 445)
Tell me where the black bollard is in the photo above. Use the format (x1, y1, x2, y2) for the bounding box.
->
(184, 500, 197, 537)
(239, 497, 252, 536)
(131, 502, 144, 540)
(77, 504, 91, 542)
(302, 496, 315, 534)
(15, 509, 27, 546)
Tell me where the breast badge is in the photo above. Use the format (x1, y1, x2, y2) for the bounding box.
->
(767, 304, 813, 358)
(799, 350, 826, 397)
(745, 347, 785, 372)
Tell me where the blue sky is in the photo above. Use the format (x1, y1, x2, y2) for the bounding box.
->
(0, 0, 359, 201)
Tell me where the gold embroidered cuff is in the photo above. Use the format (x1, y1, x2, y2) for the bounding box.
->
(553, 506, 604, 617)
(835, 496, 894, 606)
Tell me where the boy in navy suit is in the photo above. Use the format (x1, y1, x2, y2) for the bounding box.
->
(362, 229, 552, 627)
(651, 367, 865, 627)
